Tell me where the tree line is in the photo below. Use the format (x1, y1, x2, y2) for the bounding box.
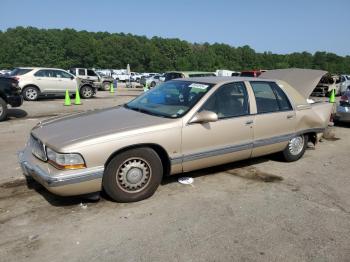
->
(0, 26, 349, 74)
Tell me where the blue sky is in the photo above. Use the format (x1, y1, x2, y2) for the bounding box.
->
(0, 0, 349, 56)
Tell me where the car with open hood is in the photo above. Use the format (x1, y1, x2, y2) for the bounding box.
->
(18, 69, 332, 202)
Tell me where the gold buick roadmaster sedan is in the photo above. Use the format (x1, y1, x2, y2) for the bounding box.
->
(19, 69, 332, 202)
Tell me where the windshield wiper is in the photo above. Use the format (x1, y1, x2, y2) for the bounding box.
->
(124, 104, 169, 118)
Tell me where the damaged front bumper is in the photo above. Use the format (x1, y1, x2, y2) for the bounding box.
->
(18, 145, 104, 196)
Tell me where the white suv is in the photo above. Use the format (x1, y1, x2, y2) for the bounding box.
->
(10, 67, 95, 101)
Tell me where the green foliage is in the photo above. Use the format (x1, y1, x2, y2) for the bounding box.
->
(0, 27, 349, 73)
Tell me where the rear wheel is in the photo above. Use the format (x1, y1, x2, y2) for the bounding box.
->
(150, 81, 156, 87)
(0, 98, 8, 122)
(80, 85, 94, 99)
(282, 135, 308, 162)
(103, 148, 163, 202)
(22, 86, 39, 101)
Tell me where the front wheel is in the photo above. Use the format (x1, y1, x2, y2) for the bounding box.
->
(282, 135, 308, 162)
(80, 85, 94, 99)
(103, 148, 163, 202)
(102, 82, 111, 91)
(0, 98, 8, 122)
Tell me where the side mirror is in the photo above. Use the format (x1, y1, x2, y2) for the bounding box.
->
(189, 110, 218, 124)
(70, 76, 75, 80)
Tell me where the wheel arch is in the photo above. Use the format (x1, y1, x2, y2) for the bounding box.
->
(104, 143, 171, 177)
(302, 131, 316, 145)
(0, 92, 8, 103)
(22, 84, 41, 92)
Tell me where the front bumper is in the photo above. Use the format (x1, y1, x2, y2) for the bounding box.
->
(7, 94, 23, 107)
(335, 105, 350, 122)
(18, 145, 104, 196)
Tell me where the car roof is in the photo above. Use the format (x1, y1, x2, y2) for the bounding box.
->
(166, 71, 214, 74)
(176, 76, 275, 84)
(15, 67, 67, 70)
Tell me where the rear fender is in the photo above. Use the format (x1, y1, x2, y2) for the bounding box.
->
(296, 102, 333, 131)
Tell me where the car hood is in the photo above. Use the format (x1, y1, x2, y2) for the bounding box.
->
(260, 68, 327, 98)
(31, 106, 175, 149)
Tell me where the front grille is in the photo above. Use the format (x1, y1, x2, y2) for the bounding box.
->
(30, 135, 47, 161)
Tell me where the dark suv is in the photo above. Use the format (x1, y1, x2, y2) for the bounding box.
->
(0, 76, 23, 121)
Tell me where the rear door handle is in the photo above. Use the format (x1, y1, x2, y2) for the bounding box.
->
(245, 120, 254, 125)
(287, 114, 295, 119)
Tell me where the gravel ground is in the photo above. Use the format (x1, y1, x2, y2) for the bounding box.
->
(0, 90, 349, 262)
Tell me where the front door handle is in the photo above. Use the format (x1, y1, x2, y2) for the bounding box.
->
(287, 114, 295, 119)
(245, 120, 254, 125)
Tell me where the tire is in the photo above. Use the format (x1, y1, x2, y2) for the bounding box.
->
(0, 97, 8, 122)
(22, 86, 39, 101)
(151, 81, 156, 87)
(80, 85, 94, 99)
(103, 147, 163, 202)
(282, 135, 308, 162)
(102, 82, 111, 91)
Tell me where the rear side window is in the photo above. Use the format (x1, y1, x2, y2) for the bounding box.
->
(10, 68, 33, 76)
(34, 70, 51, 77)
(78, 69, 86, 76)
(250, 81, 292, 114)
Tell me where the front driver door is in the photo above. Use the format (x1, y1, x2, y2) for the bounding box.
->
(181, 82, 254, 172)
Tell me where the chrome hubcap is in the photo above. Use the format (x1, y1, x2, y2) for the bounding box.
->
(0, 104, 3, 116)
(289, 136, 304, 155)
(116, 158, 151, 193)
(83, 88, 92, 97)
(26, 88, 38, 100)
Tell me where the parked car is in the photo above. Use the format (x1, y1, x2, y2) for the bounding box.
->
(163, 71, 216, 82)
(0, 76, 23, 121)
(338, 75, 350, 95)
(334, 87, 350, 123)
(69, 68, 113, 91)
(240, 70, 262, 77)
(140, 74, 162, 87)
(10, 67, 97, 101)
(311, 74, 340, 97)
(19, 69, 332, 203)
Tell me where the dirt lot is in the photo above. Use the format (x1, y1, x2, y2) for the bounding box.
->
(0, 90, 349, 262)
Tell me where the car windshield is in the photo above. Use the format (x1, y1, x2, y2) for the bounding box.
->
(125, 80, 214, 118)
(9, 68, 33, 76)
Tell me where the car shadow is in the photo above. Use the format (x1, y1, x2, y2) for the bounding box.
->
(7, 108, 28, 119)
(161, 156, 273, 186)
(25, 178, 101, 207)
(26, 154, 284, 207)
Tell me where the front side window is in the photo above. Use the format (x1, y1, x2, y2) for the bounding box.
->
(126, 80, 213, 118)
(251, 81, 292, 113)
(201, 82, 249, 119)
(55, 70, 73, 79)
(87, 69, 97, 76)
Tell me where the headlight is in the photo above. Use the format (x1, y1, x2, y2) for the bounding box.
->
(46, 148, 86, 170)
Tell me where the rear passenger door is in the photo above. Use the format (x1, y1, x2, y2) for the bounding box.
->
(33, 69, 57, 93)
(249, 81, 296, 157)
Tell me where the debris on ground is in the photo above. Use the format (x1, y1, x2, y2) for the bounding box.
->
(79, 203, 88, 209)
(178, 177, 194, 185)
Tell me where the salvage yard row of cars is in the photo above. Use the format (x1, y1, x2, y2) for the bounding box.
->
(18, 69, 335, 202)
